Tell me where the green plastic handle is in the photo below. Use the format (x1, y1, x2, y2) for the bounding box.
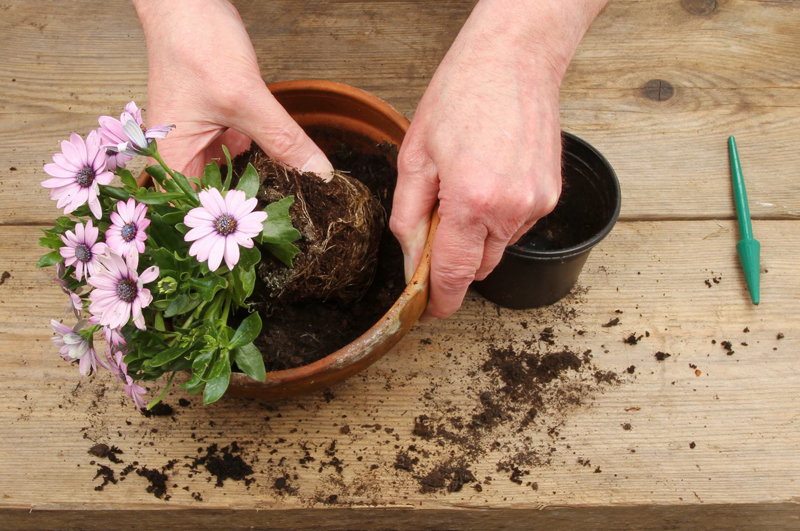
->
(728, 136, 753, 241)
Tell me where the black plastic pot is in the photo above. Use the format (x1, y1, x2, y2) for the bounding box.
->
(472, 131, 621, 309)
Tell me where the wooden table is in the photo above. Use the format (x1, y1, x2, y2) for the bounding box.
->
(2, 1, 799, 529)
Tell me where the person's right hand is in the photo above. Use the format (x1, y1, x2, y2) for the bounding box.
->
(133, 0, 333, 179)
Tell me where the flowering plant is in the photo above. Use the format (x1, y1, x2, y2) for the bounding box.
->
(38, 102, 302, 408)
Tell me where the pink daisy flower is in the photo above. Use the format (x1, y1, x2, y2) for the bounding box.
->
(87, 251, 159, 330)
(184, 188, 267, 272)
(59, 219, 107, 282)
(98, 101, 173, 160)
(50, 319, 109, 376)
(41, 131, 114, 219)
(105, 198, 150, 270)
(114, 351, 147, 410)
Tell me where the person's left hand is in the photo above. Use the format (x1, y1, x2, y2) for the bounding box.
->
(390, 0, 605, 319)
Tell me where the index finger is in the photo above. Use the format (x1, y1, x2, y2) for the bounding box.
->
(425, 213, 487, 319)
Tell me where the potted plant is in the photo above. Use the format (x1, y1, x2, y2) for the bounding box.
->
(39, 81, 437, 408)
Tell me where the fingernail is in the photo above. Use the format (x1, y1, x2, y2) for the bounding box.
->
(301, 153, 334, 181)
(403, 254, 413, 283)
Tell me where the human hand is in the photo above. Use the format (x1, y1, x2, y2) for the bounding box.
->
(132, 0, 333, 179)
(390, 0, 606, 319)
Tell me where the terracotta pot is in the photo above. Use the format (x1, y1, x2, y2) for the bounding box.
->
(142, 80, 436, 399)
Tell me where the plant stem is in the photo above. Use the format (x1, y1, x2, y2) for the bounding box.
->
(149, 148, 177, 180)
(219, 295, 232, 331)
(146, 372, 175, 410)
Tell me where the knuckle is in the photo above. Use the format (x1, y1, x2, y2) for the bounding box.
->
(538, 188, 560, 216)
(266, 123, 306, 160)
(434, 263, 476, 293)
(214, 84, 249, 114)
(389, 213, 412, 240)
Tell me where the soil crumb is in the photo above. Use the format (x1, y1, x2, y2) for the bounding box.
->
(141, 402, 173, 418)
(88, 443, 124, 464)
(191, 443, 254, 487)
(136, 466, 169, 499)
(655, 351, 671, 361)
(93, 464, 117, 491)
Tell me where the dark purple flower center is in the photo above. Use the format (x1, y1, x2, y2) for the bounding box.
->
(121, 222, 137, 242)
(116, 278, 138, 303)
(74, 244, 92, 263)
(76, 167, 95, 188)
(215, 215, 236, 236)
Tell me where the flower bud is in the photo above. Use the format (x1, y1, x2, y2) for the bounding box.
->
(158, 276, 178, 294)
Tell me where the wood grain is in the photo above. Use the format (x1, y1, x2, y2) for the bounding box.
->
(2, 0, 800, 527)
(2, 220, 799, 525)
(1, 0, 800, 223)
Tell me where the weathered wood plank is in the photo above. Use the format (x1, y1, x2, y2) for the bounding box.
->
(1, 220, 799, 522)
(1, 0, 800, 223)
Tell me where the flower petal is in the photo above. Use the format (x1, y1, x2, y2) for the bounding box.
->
(208, 236, 226, 271)
(224, 235, 240, 270)
(138, 265, 159, 285)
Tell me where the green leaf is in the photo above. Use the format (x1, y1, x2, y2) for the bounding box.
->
(98, 185, 130, 201)
(237, 246, 261, 271)
(221, 145, 233, 191)
(263, 242, 301, 268)
(37, 250, 62, 268)
(232, 342, 266, 382)
(202, 161, 222, 190)
(205, 350, 231, 381)
(118, 169, 139, 192)
(188, 275, 228, 302)
(148, 247, 179, 271)
(236, 163, 260, 199)
(203, 368, 231, 405)
(148, 216, 185, 250)
(145, 165, 167, 187)
(164, 294, 201, 317)
(172, 170, 200, 205)
(154, 311, 166, 332)
(160, 211, 185, 225)
(134, 189, 186, 205)
(149, 343, 192, 367)
(228, 312, 262, 350)
(38, 232, 64, 250)
(231, 266, 256, 306)
(260, 196, 302, 244)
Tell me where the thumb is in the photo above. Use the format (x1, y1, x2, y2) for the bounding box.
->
(231, 84, 334, 179)
(390, 132, 439, 282)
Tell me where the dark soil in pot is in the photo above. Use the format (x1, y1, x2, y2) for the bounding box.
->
(231, 133, 404, 372)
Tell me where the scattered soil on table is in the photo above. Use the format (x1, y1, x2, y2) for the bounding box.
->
(88, 443, 124, 464)
(137, 466, 170, 500)
(0, 271, 10, 286)
(93, 464, 117, 491)
(720, 341, 735, 356)
(623, 333, 643, 345)
(75, 287, 638, 504)
(141, 402, 173, 417)
(230, 139, 403, 372)
(191, 442, 255, 487)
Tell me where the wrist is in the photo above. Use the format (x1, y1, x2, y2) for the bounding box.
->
(470, 0, 607, 82)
